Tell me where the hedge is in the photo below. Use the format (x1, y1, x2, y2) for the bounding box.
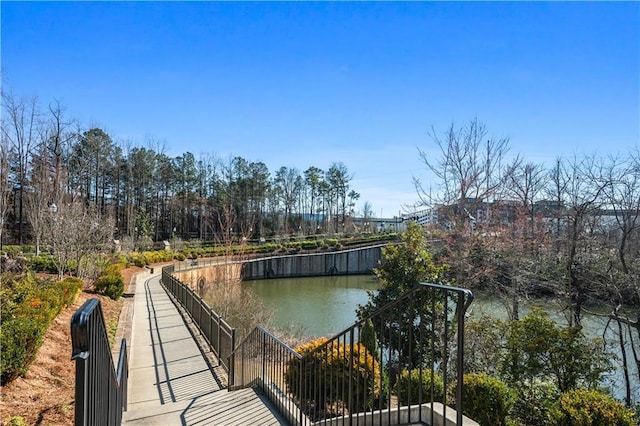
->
(26, 255, 59, 274)
(127, 249, 175, 267)
(0, 275, 83, 385)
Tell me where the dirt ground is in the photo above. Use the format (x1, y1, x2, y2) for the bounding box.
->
(0, 267, 143, 426)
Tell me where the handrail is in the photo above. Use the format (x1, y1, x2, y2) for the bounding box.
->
(71, 298, 128, 426)
(229, 282, 475, 426)
(161, 265, 236, 373)
(162, 259, 476, 425)
(229, 326, 305, 425)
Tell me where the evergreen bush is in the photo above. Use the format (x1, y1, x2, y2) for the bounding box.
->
(550, 389, 635, 426)
(458, 373, 511, 426)
(286, 337, 385, 415)
(26, 255, 58, 273)
(326, 239, 339, 247)
(93, 268, 125, 300)
(300, 240, 320, 250)
(394, 368, 444, 405)
(1, 317, 43, 385)
(127, 249, 174, 267)
(58, 277, 84, 305)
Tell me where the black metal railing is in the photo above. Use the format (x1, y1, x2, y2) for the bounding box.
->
(161, 264, 236, 373)
(71, 298, 128, 426)
(229, 326, 305, 425)
(229, 282, 474, 426)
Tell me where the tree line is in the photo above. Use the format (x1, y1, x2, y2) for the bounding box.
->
(3, 88, 638, 409)
(0, 90, 366, 253)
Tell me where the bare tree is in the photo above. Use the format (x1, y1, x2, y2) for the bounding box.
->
(25, 144, 52, 255)
(600, 153, 640, 275)
(361, 201, 374, 232)
(415, 118, 519, 231)
(415, 119, 519, 287)
(595, 150, 640, 407)
(46, 100, 76, 203)
(0, 133, 11, 251)
(546, 156, 607, 327)
(21, 100, 78, 255)
(1, 92, 40, 244)
(44, 200, 115, 279)
(506, 162, 548, 224)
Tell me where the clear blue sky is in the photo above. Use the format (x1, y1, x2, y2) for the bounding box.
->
(2, 1, 638, 217)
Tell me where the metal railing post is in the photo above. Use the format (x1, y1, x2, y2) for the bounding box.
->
(262, 332, 267, 391)
(71, 298, 128, 426)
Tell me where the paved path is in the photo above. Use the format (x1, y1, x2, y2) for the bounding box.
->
(122, 272, 286, 425)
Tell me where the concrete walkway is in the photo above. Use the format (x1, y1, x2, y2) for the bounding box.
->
(121, 272, 287, 425)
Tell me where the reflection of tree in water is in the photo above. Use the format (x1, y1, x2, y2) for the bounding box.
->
(202, 280, 274, 342)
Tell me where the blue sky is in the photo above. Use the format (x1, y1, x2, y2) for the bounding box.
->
(2, 1, 638, 217)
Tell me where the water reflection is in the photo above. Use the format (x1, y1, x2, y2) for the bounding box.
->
(242, 275, 380, 338)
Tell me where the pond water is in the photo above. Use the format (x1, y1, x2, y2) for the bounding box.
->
(242, 275, 637, 402)
(242, 275, 380, 337)
(243, 276, 624, 338)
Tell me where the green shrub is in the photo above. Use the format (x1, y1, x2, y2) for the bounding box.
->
(301, 240, 320, 250)
(509, 379, 559, 426)
(2, 245, 35, 255)
(113, 253, 130, 267)
(550, 389, 635, 426)
(395, 368, 444, 405)
(458, 373, 511, 426)
(326, 239, 339, 247)
(359, 319, 380, 359)
(129, 251, 146, 267)
(0, 274, 82, 385)
(126, 249, 175, 267)
(5, 416, 27, 426)
(142, 249, 174, 264)
(500, 309, 610, 393)
(93, 271, 124, 300)
(2, 245, 23, 255)
(286, 337, 386, 415)
(26, 255, 58, 273)
(464, 315, 506, 375)
(57, 277, 83, 305)
(0, 316, 45, 384)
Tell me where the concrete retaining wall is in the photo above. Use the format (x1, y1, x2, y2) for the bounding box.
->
(172, 262, 242, 290)
(241, 245, 384, 280)
(170, 245, 387, 289)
